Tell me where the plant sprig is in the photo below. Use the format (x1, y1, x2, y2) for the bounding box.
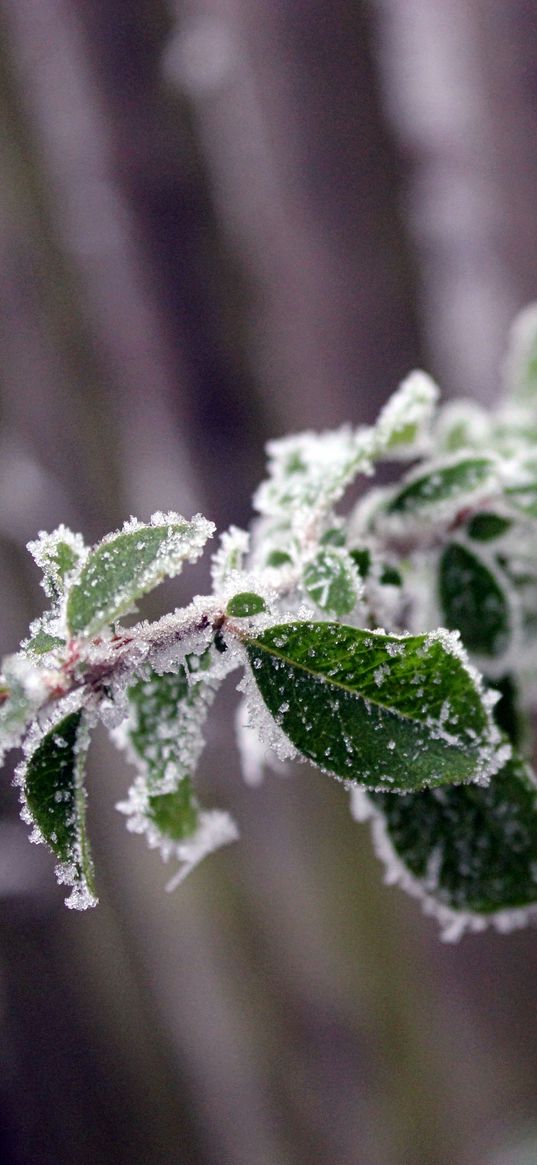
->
(3, 305, 537, 940)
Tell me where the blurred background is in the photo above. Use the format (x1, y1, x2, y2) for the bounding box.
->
(1, 2, 537, 1163)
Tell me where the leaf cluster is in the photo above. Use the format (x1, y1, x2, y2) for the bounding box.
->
(3, 307, 537, 939)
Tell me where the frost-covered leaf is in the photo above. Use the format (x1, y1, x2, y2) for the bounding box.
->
(27, 525, 86, 601)
(245, 621, 506, 792)
(147, 778, 198, 840)
(211, 526, 249, 588)
(226, 592, 267, 617)
(253, 427, 374, 522)
(505, 477, 537, 519)
(66, 512, 215, 638)
(503, 302, 537, 405)
(363, 751, 537, 939)
(434, 400, 492, 454)
(439, 543, 510, 657)
(467, 513, 511, 542)
(18, 710, 97, 910)
(115, 665, 237, 881)
(372, 371, 438, 457)
(253, 375, 437, 527)
(320, 526, 346, 547)
(23, 628, 65, 656)
(22, 609, 66, 659)
(386, 455, 496, 519)
(121, 667, 210, 804)
(303, 548, 361, 616)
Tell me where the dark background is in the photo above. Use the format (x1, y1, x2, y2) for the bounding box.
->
(1, 3, 537, 1163)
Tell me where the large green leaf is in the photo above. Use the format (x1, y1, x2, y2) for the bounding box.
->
(21, 710, 96, 909)
(245, 621, 505, 792)
(367, 752, 537, 932)
(66, 513, 214, 638)
(438, 543, 510, 657)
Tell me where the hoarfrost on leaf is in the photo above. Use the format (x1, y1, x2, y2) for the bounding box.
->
(354, 750, 537, 940)
(372, 370, 439, 457)
(244, 621, 506, 792)
(302, 547, 362, 617)
(16, 707, 97, 910)
(114, 662, 237, 881)
(66, 511, 215, 638)
(211, 525, 250, 587)
(27, 524, 87, 601)
(253, 426, 375, 526)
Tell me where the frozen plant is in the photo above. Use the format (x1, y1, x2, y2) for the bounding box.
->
(3, 307, 537, 939)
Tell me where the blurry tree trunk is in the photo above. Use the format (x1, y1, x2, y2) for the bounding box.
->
(375, 0, 537, 402)
(166, 0, 422, 432)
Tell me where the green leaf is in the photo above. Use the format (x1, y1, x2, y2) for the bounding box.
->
(349, 547, 371, 578)
(379, 565, 402, 587)
(21, 710, 96, 909)
(226, 592, 267, 617)
(303, 548, 361, 616)
(246, 621, 505, 792)
(372, 370, 438, 456)
(386, 456, 494, 517)
(116, 665, 238, 877)
(66, 512, 214, 638)
(467, 513, 511, 541)
(147, 779, 199, 841)
(24, 628, 65, 656)
(438, 543, 510, 657)
(118, 666, 212, 844)
(368, 751, 537, 931)
(254, 427, 374, 519)
(127, 667, 205, 790)
(320, 527, 346, 547)
(265, 549, 293, 567)
(435, 400, 491, 454)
